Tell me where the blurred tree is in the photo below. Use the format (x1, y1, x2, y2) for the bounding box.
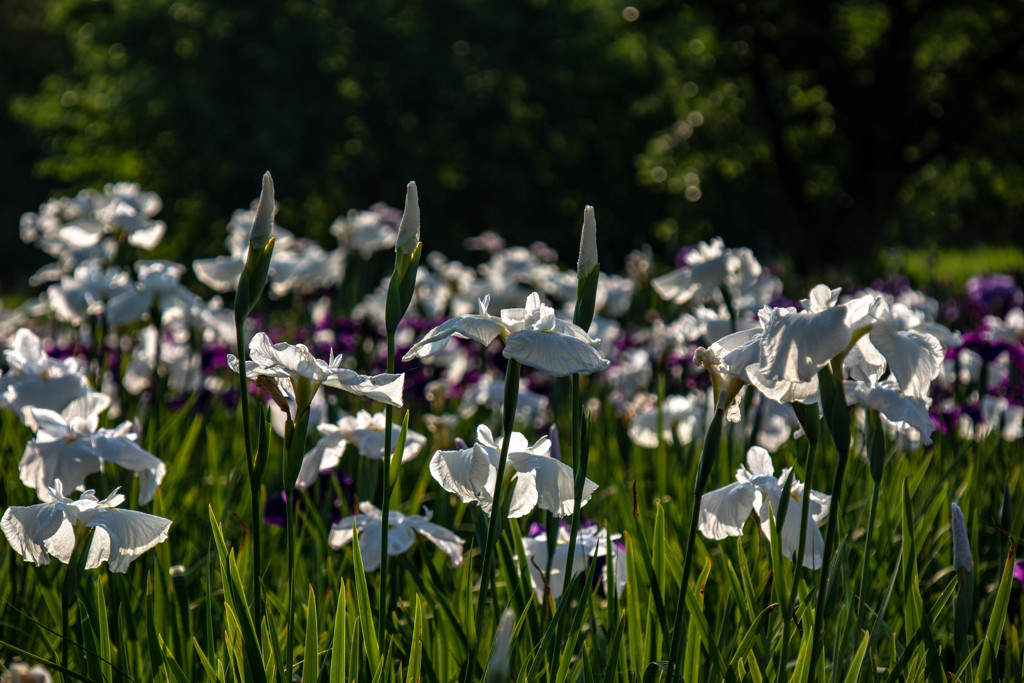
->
(3, 0, 1023, 290)
(635, 0, 1024, 273)
(5, 0, 667, 285)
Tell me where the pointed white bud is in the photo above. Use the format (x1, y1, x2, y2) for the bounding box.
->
(249, 171, 275, 251)
(577, 205, 598, 278)
(951, 502, 972, 573)
(396, 181, 421, 255)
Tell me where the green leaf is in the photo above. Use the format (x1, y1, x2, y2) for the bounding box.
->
(351, 524, 381, 673)
(977, 542, 1017, 682)
(406, 596, 424, 683)
(302, 585, 318, 683)
(330, 582, 348, 683)
(728, 603, 778, 670)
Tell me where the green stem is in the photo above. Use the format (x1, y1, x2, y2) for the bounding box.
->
(283, 408, 310, 681)
(235, 317, 263, 632)
(857, 478, 881, 625)
(377, 333, 396, 646)
(808, 363, 851, 682)
(666, 408, 726, 679)
(561, 374, 584, 597)
(468, 359, 521, 673)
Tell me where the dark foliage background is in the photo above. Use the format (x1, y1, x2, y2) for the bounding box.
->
(3, 0, 1023, 291)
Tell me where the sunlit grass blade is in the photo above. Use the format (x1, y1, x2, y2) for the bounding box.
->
(351, 524, 381, 673)
(406, 595, 425, 683)
(330, 581, 348, 683)
(302, 584, 318, 683)
(976, 542, 1017, 682)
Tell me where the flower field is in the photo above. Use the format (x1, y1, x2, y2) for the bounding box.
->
(1, 175, 1023, 682)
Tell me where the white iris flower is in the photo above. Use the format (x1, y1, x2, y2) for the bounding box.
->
(295, 410, 427, 490)
(430, 425, 598, 518)
(228, 332, 404, 410)
(521, 524, 626, 602)
(402, 292, 610, 377)
(698, 446, 830, 569)
(1, 481, 171, 572)
(0, 328, 91, 428)
(328, 501, 463, 571)
(19, 393, 167, 505)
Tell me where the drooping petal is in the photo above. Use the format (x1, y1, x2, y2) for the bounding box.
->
(193, 256, 245, 293)
(745, 364, 820, 404)
(429, 444, 496, 511)
(6, 376, 91, 428)
(650, 247, 729, 305)
(92, 434, 167, 505)
(80, 507, 171, 572)
(1, 503, 74, 566)
(759, 305, 854, 383)
(402, 313, 507, 361)
(407, 515, 465, 567)
(503, 329, 610, 377)
(508, 453, 598, 517)
(327, 515, 358, 550)
(757, 489, 826, 570)
(506, 470, 541, 519)
(868, 325, 943, 400)
(845, 381, 935, 445)
(350, 423, 425, 462)
(19, 440, 103, 501)
(295, 433, 348, 490)
(386, 520, 417, 558)
(698, 482, 755, 540)
(323, 369, 404, 407)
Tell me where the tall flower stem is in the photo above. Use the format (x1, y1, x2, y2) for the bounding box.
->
(808, 361, 852, 682)
(234, 317, 263, 632)
(377, 334, 396, 646)
(857, 409, 885, 625)
(560, 374, 584, 597)
(468, 359, 521, 672)
(61, 527, 93, 672)
(380, 184, 421, 644)
(283, 407, 310, 681)
(562, 240, 600, 598)
(774, 403, 820, 683)
(666, 407, 726, 679)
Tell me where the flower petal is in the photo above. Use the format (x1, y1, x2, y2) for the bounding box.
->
(407, 516, 465, 567)
(503, 329, 610, 377)
(81, 507, 171, 572)
(1, 503, 73, 566)
(698, 482, 755, 540)
(402, 314, 506, 361)
(323, 369, 405, 407)
(429, 444, 496, 512)
(508, 453, 598, 518)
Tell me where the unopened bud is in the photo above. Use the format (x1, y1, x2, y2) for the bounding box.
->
(577, 205, 598, 278)
(951, 502, 972, 574)
(249, 171, 275, 251)
(395, 181, 420, 255)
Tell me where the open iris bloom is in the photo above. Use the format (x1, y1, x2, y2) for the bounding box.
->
(430, 425, 598, 518)
(698, 446, 831, 569)
(19, 393, 167, 505)
(295, 410, 426, 490)
(328, 501, 463, 571)
(228, 332, 404, 413)
(1, 481, 171, 572)
(520, 524, 627, 602)
(402, 292, 610, 377)
(0, 327, 91, 428)
(650, 237, 765, 307)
